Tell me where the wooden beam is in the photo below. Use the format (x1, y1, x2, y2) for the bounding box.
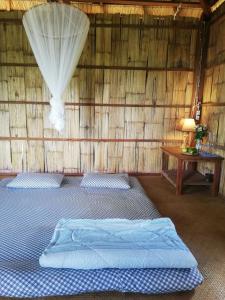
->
(71, 0, 202, 8)
(211, 0, 225, 12)
(0, 172, 161, 177)
(190, 19, 210, 123)
(199, 0, 211, 15)
(205, 59, 225, 69)
(0, 136, 182, 143)
(0, 0, 202, 9)
(0, 100, 192, 109)
(0, 18, 200, 29)
(202, 102, 225, 106)
(210, 0, 219, 6)
(0, 62, 194, 72)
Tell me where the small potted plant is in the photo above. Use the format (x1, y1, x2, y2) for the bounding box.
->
(195, 124, 208, 152)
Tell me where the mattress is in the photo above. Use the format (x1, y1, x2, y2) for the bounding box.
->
(0, 176, 203, 297)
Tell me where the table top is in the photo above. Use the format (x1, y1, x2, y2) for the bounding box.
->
(161, 146, 224, 162)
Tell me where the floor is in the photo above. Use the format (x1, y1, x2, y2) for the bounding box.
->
(2, 176, 225, 300)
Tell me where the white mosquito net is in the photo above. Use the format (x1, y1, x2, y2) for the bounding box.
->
(23, 3, 90, 132)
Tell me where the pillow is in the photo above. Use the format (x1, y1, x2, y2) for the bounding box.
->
(6, 172, 64, 189)
(80, 173, 130, 189)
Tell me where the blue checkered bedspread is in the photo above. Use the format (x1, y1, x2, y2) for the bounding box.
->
(0, 176, 203, 297)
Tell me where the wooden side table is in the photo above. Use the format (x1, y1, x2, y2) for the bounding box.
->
(161, 146, 224, 196)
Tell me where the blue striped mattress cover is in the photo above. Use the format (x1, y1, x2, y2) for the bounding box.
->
(0, 176, 203, 297)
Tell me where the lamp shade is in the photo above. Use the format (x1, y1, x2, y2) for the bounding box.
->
(176, 118, 196, 132)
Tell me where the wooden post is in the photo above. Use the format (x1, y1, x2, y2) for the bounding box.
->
(199, 0, 211, 17)
(188, 161, 197, 172)
(176, 159, 184, 195)
(162, 152, 169, 172)
(212, 160, 222, 196)
(191, 18, 210, 123)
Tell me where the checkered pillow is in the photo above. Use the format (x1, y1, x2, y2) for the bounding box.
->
(80, 173, 130, 189)
(6, 173, 64, 189)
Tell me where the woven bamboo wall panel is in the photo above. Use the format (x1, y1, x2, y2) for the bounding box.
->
(0, 103, 190, 140)
(207, 16, 225, 68)
(0, 140, 179, 173)
(0, 14, 198, 68)
(0, 12, 198, 173)
(200, 15, 225, 195)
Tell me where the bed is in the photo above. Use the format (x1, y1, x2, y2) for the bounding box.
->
(0, 176, 203, 298)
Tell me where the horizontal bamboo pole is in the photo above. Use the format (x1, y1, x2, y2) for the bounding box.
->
(0, 18, 200, 29)
(0, 136, 182, 143)
(202, 102, 225, 106)
(91, 22, 199, 29)
(0, 63, 194, 72)
(205, 60, 225, 69)
(0, 100, 192, 109)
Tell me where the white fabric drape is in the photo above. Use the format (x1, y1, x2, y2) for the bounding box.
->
(23, 3, 90, 132)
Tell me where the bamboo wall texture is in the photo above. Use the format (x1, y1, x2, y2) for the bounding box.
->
(200, 11, 225, 195)
(0, 12, 198, 174)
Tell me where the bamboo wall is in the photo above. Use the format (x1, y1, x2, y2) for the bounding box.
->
(200, 10, 225, 195)
(0, 12, 198, 174)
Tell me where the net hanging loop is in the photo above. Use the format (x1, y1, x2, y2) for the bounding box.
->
(23, 3, 90, 132)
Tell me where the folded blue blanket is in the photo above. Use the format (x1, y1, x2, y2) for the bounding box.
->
(39, 218, 197, 269)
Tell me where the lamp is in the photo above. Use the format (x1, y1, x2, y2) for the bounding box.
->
(176, 118, 196, 148)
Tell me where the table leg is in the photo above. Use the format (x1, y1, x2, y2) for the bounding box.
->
(212, 161, 222, 196)
(176, 159, 184, 195)
(187, 161, 197, 172)
(162, 152, 169, 172)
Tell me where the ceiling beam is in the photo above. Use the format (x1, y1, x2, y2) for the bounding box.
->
(211, 0, 225, 11)
(70, 0, 202, 8)
(0, 0, 203, 11)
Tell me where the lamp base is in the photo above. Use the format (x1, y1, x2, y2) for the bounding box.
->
(181, 132, 195, 149)
(181, 133, 188, 150)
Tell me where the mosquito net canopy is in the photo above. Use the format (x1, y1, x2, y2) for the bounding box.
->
(23, 3, 90, 132)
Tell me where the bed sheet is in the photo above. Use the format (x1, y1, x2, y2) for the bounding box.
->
(0, 176, 203, 297)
